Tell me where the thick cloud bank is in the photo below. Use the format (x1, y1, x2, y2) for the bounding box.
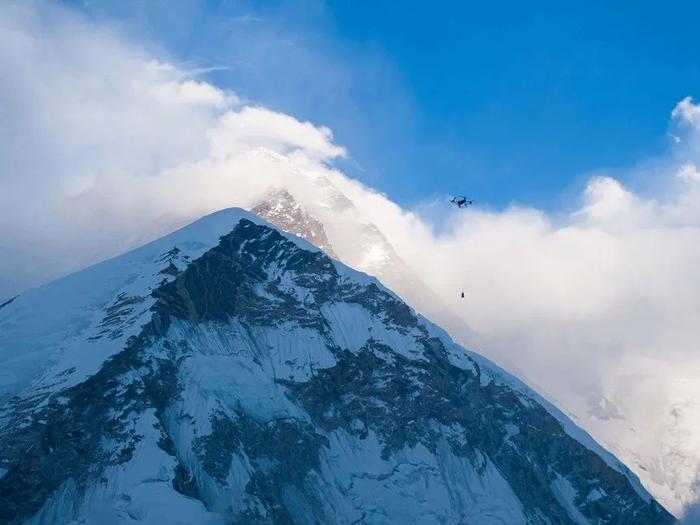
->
(2, 2, 700, 519)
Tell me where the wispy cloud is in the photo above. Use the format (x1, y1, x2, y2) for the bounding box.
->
(226, 13, 263, 25)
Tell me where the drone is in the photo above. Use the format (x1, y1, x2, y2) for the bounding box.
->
(450, 195, 474, 208)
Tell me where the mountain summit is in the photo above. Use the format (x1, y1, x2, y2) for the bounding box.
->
(0, 209, 674, 524)
(252, 189, 338, 259)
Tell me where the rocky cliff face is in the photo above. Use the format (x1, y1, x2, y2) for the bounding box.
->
(0, 210, 675, 524)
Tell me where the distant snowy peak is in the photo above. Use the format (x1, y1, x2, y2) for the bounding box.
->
(0, 210, 676, 524)
(250, 184, 404, 278)
(252, 188, 337, 258)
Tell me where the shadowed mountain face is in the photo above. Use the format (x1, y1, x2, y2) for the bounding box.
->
(0, 210, 675, 524)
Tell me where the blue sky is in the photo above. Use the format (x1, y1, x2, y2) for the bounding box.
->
(65, 0, 700, 209)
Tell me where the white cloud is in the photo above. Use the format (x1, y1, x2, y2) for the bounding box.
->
(208, 107, 346, 162)
(678, 163, 700, 182)
(147, 78, 235, 108)
(672, 96, 700, 128)
(2, 1, 700, 520)
(578, 176, 642, 223)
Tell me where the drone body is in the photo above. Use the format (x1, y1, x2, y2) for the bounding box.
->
(450, 195, 473, 208)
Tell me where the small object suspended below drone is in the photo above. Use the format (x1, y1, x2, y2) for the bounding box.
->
(450, 195, 474, 208)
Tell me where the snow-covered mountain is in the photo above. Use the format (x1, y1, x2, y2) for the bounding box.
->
(0, 209, 674, 524)
(246, 176, 698, 519)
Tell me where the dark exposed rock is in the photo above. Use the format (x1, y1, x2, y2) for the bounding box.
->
(89, 292, 147, 341)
